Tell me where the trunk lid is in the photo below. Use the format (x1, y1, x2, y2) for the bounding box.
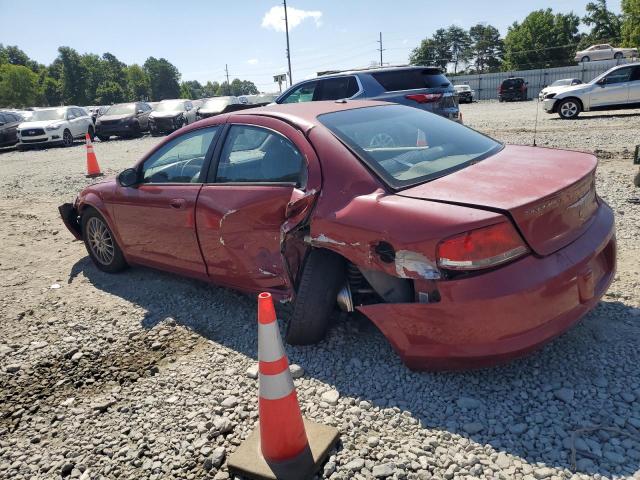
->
(397, 145, 599, 256)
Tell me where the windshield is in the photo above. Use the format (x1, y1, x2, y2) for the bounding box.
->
(30, 109, 66, 121)
(155, 101, 183, 112)
(202, 98, 232, 110)
(105, 104, 136, 115)
(318, 105, 502, 189)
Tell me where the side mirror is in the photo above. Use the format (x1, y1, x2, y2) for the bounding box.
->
(597, 78, 606, 87)
(118, 168, 139, 187)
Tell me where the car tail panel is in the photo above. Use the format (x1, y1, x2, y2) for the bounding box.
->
(397, 145, 600, 256)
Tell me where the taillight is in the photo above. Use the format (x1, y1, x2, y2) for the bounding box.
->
(520, 84, 526, 92)
(436, 222, 529, 271)
(405, 93, 442, 104)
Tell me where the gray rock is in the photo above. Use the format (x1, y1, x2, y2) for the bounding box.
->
(509, 423, 528, 435)
(209, 447, 226, 468)
(495, 452, 511, 469)
(5, 364, 21, 373)
(323, 460, 336, 476)
(603, 450, 625, 464)
(289, 364, 304, 379)
(221, 396, 239, 408)
(372, 463, 396, 478)
(456, 397, 481, 409)
(344, 458, 365, 472)
(554, 388, 574, 403)
(462, 422, 484, 434)
(246, 364, 258, 379)
(70, 351, 83, 362)
(533, 467, 553, 479)
(321, 389, 340, 406)
(367, 436, 380, 447)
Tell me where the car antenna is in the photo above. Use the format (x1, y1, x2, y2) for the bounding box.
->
(532, 97, 540, 147)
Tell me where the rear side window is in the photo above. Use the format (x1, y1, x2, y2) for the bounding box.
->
(214, 125, 305, 184)
(371, 69, 450, 91)
(316, 76, 359, 100)
(631, 66, 640, 82)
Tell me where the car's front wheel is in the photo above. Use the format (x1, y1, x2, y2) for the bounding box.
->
(557, 98, 581, 119)
(285, 249, 345, 345)
(82, 209, 128, 273)
(614, 52, 623, 60)
(62, 129, 74, 147)
(581, 56, 590, 62)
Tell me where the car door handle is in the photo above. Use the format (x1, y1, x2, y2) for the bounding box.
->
(169, 198, 186, 209)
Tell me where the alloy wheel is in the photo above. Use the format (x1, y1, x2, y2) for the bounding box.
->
(63, 130, 73, 147)
(560, 101, 578, 119)
(86, 217, 115, 265)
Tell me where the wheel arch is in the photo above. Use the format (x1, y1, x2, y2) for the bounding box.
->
(553, 96, 584, 113)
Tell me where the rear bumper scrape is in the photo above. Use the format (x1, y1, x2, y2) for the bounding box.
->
(58, 203, 82, 240)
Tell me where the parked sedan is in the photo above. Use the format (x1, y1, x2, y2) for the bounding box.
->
(538, 78, 583, 100)
(197, 96, 241, 118)
(454, 84, 474, 103)
(575, 44, 638, 63)
(96, 102, 152, 141)
(59, 101, 615, 370)
(543, 63, 640, 119)
(0, 111, 23, 147)
(17, 106, 94, 148)
(148, 99, 197, 135)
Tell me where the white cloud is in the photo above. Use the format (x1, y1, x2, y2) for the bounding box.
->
(247, 58, 259, 65)
(261, 5, 322, 32)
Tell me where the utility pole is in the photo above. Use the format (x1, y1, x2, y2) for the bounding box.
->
(377, 32, 384, 67)
(283, 0, 293, 86)
(225, 64, 230, 95)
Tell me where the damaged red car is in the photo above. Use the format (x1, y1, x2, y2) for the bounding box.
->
(59, 101, 616, 370)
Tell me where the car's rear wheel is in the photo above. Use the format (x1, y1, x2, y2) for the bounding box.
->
(82, 209, 128, 273)
(581, 56, 590, 62)
(558, 98, 581, 119)
(614, 52, 623, 60)
(285, 249, 346, 345)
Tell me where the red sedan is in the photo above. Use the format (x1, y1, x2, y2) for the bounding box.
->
(59, 101, 616, 370)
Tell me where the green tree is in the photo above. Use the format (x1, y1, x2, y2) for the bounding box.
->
(202, 81, 220, 97)
(410, 28, 452, 69)
(468, 23, 503, 73)
(180, 80, 204, 99)
(0, 64, 40, 107)
(80, 53, 104, 103)
(95, 81, 125, 104)
(621, 0, 640, 47)
(503, 9, 581, 70)
(58, 46, 88, 105)
(446, 26, 473, 74)
(125, 64, 150, 100)
(40, 75, 62, 106)
(581, 0, 622, 46)
(144, 57, 181, 101)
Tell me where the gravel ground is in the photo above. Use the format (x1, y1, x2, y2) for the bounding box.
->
(1, 101, 639, 480)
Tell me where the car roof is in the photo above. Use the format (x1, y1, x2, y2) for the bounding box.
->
(195, 99, 389, 133)
(317, 65, 442, 79)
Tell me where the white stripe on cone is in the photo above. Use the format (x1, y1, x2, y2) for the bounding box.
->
(259, 369, 295, 400)
(258, 321, 286, 363)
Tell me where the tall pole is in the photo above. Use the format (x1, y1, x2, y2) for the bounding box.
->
(378, 32, 384, 67)
(283, 0, 293, 86)
(225, 64, 230, 95)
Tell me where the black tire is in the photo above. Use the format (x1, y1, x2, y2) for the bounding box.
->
(581, 56, 590, 62)
(81, 208, 128, 273)
(87, 126, 95, 142)
(614, 52, 623, 60)
(97, 135, 110, 142)
(285, 249, 345, 345)
(498, 97, 504, 103)
(557, 98, 582, 119)
(634, 170, 640, 188)
(62, 129, 74, 147)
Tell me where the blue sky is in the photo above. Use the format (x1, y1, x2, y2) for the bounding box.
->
(0, 0, 622, 93)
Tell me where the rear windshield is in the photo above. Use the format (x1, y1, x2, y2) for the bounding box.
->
(318, 105, 501, 189)
(371, 69, 450, 91)
(502, 78, 524, 87)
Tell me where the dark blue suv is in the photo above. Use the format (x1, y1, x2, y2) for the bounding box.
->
(275, 66, 460, 122)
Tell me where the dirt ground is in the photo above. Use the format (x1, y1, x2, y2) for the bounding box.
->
(1, 101, 639, 480)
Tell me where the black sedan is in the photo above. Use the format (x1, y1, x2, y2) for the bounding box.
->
(0, 111, 23, 148)
(95, 102, 152, 141)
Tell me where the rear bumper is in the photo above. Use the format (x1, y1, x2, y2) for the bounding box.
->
(358, 202, 616, 370)
(59, 203, 82, 240)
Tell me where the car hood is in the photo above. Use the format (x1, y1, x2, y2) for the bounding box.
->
(553, 84, 592, 96)
(18, 120, 62, 129)
(99, 114, 133, 122)
(397, 145, 599, 256)
(150, 111, 181, 118)
(199, 108, 224, 115)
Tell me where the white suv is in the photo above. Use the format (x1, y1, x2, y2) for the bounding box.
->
(17, 106, 94, 148)
(543, 64, 640, 119)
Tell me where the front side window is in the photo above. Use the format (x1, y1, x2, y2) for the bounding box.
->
(319, 105, 501, 189)
(214, 125, 305, 184)
(604, 67, 632, 84)
(280, 81, 317, 103)
(141, 127, 219, 184)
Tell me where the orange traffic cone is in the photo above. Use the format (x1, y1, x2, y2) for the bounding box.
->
(227, 292, 339, 480)
(85, 133, 103, 178)
(416, 129, 428, 147)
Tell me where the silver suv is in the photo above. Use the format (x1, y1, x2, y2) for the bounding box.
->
(275, 66, 460, 122)
(543, 64, 640, 119)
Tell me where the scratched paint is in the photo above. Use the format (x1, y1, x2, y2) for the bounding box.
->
(395, 250, 441, 280)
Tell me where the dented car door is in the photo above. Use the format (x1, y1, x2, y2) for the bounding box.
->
(195, 116, 321, 294)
